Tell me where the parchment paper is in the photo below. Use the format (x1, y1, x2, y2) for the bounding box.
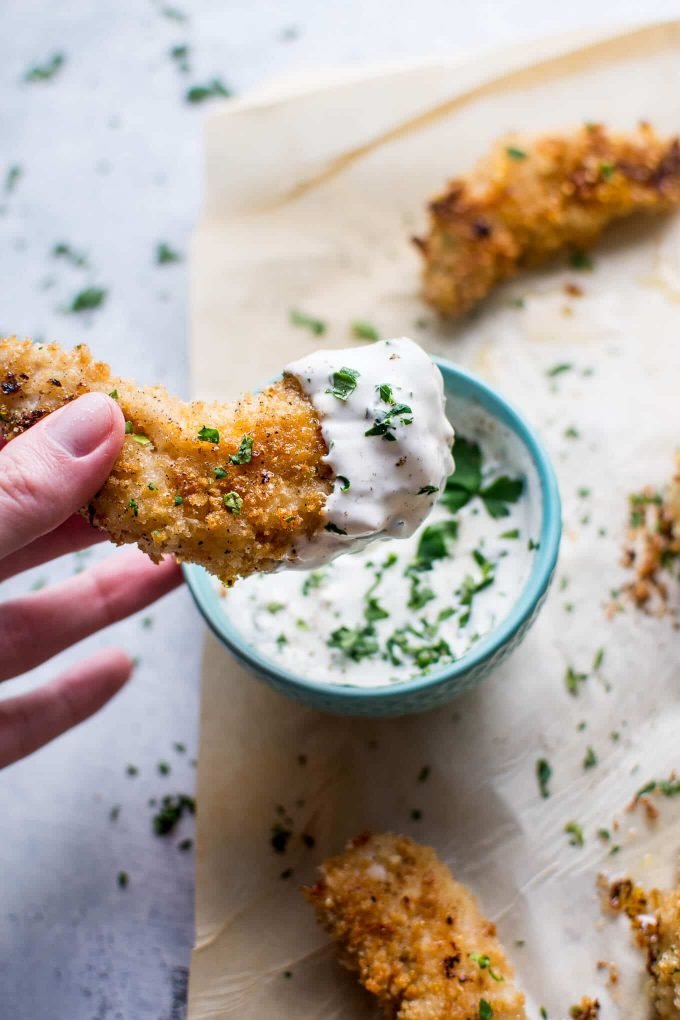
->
(188, 22, 680, 1018)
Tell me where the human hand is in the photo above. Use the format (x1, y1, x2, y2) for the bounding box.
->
(0, 393, 181, 768)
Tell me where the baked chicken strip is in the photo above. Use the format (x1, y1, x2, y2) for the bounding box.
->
(602, 874, 680, 1018)
(416, 123, 680, 317)
(0, 337, 452, 585)
(304, 832, 526, 1020)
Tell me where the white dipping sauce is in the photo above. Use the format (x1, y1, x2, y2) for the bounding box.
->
(221, 400, 539, 688)
(283, 337, 454, 567)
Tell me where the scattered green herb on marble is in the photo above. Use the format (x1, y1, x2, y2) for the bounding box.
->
(24, 52, 65, 83)
(68, 287, 107, 313)
(546, 363, 573, 377)
(583, 747, 598, 770)
(52, 242, 88, 267)
(185, 78, 232, 103)
(156, 242, 182, 264)
(5, 164, 22, 193)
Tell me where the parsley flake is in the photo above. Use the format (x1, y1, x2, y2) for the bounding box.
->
(351, 320, 379, 341)
(506, 146, 527, 160)
(564, 821, 585, 847)
(479, 1000, 494, 1020)
(326, 366, 359, 401)
(224, 491, 243, 515)
(289, 308, 326, 335)
(229, 434, 254, 464)
(197, 426, 220, 444)
(156, 242, 182, 264)
(68, 286, 107, 313)
(24, 53, 65, 83)
(536, 758, 552, 798)
(186, 79, 232, 103)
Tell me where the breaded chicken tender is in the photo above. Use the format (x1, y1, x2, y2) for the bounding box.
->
(0, 337, 330, 585)
(304, 832, 526, 1020)
(416, 123, 680, 316)
(601, 874, 680, 1017)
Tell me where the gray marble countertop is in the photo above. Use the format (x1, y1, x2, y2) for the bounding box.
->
(1, 2, 675, 1018)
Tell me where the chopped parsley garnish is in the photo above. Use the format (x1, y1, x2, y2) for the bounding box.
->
(568, 250, 593, 271)
(336, 475, 351, 491)
(442, 435, 523, 518)
(325, 521, 347, 535)
(109, 389, 119, 399)
(328, 624, 379, 661)
(185, 78, 232, 103)
(158, 761, 170, 776)
(229, 434, 254, 464)
(213, 466, 228, 479)
(126, 764, 139, 777)
(174, 495, 184, 505)
(289, 308, 326, 335)
(5, 164, 22, 194)
(536, 758, 552, 799)
(364, 597, 389, 622)
(365, 402, 413, 441)
(276, 633, 287, 649)
(528, 538, 540, 550)
(68, 286, 107, 313)
(418, 485, 438, 495)
(125, 421, 133, 434)
(377, 383, 395, 404)
(469, 953, 503, 982)
(600, 162, 615, 179)
(117, 871, 129, 889)
(131, 433, 151, 446)
(417, 766, 430, 783)
(351, 320, 379, 341)
(266, 602, 285, 614)
(127, 498, 139, 517)
(197, 426, 220, 444)
(406, 571, 435, 610)
(415, 519, 458, 569)
(499, 528, 519, 539)
(24, 52, 65, 83)
(479, 1000, 494, 1020)
(178, 838, 193, 852)
(156, 242, 182, 264)
(152, 793, 195, 835)
(564, 821, 584, 847)
(326, 366, 359, 400)
(169, 43, 190, 73)
(565, 666, 587, 696)
(564, 426, 580, 439)
(546, 362, 573, 377)
(583, 746, 598, 769)
(302, 571, 325, 595)
(52, 242, 88, 267)
(506, 146, 527, 160)
(593, 647, 604, 670)
(224, 491, 243, 515)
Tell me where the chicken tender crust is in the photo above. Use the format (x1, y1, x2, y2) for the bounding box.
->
(416, 123, 680, 317)
(304, 832, 526, 1020)
(0, 337, 331, 584)
(602, 875, 680, 1018)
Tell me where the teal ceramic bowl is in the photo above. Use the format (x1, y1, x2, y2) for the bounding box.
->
(184, 358, 561, 717)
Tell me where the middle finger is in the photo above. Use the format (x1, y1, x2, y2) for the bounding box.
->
(0, 548, 181, 681)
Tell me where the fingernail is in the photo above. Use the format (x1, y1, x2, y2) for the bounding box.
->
(47, 393, 118, 458)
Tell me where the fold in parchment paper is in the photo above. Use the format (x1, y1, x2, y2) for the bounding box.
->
(189, 21, 680, 1018)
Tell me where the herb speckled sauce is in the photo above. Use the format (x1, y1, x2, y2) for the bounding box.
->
(284, 337, 454, 565)
(221, 348, 539, 687)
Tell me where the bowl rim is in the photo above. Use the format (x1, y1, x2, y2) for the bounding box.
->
(184, 356, 562, 703)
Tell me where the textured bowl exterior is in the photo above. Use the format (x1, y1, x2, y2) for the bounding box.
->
(184, 358, 562, 718)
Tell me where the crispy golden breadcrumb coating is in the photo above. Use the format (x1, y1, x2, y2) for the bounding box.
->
(568, 997, 601, 1020)
(620, 455, 680, 614)
(600, 874, 680, 1017)
(0, 337, 331, 584)
(416, 123, 680, 317)
(304, 832, 526, 1020)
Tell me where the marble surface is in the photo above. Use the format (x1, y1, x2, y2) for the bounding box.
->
(0, 3, 676, 1018)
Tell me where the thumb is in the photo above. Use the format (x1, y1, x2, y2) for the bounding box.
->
(0, 393, 124, 562)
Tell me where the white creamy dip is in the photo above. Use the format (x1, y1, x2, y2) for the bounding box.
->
(284, 337, 454, 568)
(221, 402, 539, 687)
